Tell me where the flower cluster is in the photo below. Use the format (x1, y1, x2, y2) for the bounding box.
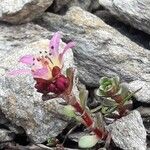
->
(8, 32, 75, 95)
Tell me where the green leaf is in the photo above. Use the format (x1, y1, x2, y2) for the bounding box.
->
(63, 105, 76, 118)
(78, 135, 99, 148)
(91, 105, 102, 113)
(79, 89, 88, 108)
(118, 83, 129, 98)
(99, 77, 109, 85)
(95, 112, 105, 129)
(123, 87, 142, 103)
(101, 105, 117, 115)
(96, 88, 106, 97)
(113, 76, 120, 89)
(47, 137, 57, 146)
(101, 97, 117, 107)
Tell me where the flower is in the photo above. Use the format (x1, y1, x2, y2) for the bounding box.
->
(8, 32, 75, 94)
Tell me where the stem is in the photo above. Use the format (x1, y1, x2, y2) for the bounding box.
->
(111, 95, 128, 117)
(62, 94, 108, 140)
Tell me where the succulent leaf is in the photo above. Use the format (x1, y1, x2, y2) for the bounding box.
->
(101, 105, 117, 115)
(63, 105, 76, 118)
(78, 135, 99, 148)
(101, 97, 118, 107)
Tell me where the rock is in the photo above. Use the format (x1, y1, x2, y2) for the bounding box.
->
(37, 7, 150, 87)
(129, 80, 150, 103)
(0, 129, 14, 149)
(68, 0, 92, 11)
(108, 110, 147, 150)
(52, 0, 72, 13)
(0, 0, 53, 24)
(51, 0, 91, 13)
(0, 23, 50, 58)
(98, 0, 150, 35)
(0, 129, 12, 141)
(137, 106, 150, 144)
(0, 23, 77, 143)
(137, 107, 150, 118)
(89, 0, 102, 12)
(94, 10, 119, 24)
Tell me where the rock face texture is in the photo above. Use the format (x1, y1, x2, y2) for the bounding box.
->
(108, 111, 147, 150)
(0, 0, 53, 24)
(98, 0, 150, 34)
(0, 23, 76, 143)
(129, 80, 150, 103)
(52, 0, 92, 13)
(38, 7, 150, 89)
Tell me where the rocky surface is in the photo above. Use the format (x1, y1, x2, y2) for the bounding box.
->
(0, 0, 53, 24)
(51, 0, 100, 14)
(37, 7, 150, 88)
(108, 110, 147, 150)
(0, 23, 77, 143)
(0, 129, 12, 141)
(68, 0, 91, 11)
(129, 80, 150, 103)
(51, 0, 72, 13)
(137, 107, 150, 146)
(0, 2, 149, 149)
(98, 0, 150, 35)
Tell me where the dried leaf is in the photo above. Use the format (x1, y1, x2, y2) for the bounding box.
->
(79, 89, 88, 108)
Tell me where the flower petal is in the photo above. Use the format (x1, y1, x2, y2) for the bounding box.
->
(59, 41, 76, 61)
(7, 69, 31, 77)
(32, 67, 48, 78)
(62, 41, 76, 55)
(19, 55, 34, 65)
(49, 32, 61, 56)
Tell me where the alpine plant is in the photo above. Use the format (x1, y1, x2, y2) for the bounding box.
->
(8, 32, 108, 147)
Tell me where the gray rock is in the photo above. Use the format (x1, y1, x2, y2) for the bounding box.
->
(68, 0, 92, 11)
(89, 0, 102, 12)
(52, 0, 72, 13)
(37, 7, 150, 87)
(98, 0, 150, 34)
(137, 106, 150, 143)
(108, 110, 147, 150)
(52, 0, 92, 14)
(129, 80, 150, 103)
(0, 23, 50, 57)
(94, 10, 118, 24)
(0, 0, 53, 24)
(0, 129, 12, 141)
(137, 107, 150, 118)
(0, 23, 77, 143)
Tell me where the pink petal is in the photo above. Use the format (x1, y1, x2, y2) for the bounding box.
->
(62, 41, 76, 55)
(19, 55, 34, 65)
(32, 67, 48, 78)
(49, 32, 61, 56)
(7, 69, 31, 77)
(59, 42, 76, 60)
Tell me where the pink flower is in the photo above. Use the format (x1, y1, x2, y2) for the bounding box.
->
(8, 32, 75, 94)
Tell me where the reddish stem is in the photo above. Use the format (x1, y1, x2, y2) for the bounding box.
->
(111, 95, 128, 117)
(62, 94, 107, 140)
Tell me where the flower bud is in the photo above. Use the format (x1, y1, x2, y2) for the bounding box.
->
(47, 75, 69, 94)
(52, 66, 61, 77)
(34, 79, 49, 94)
